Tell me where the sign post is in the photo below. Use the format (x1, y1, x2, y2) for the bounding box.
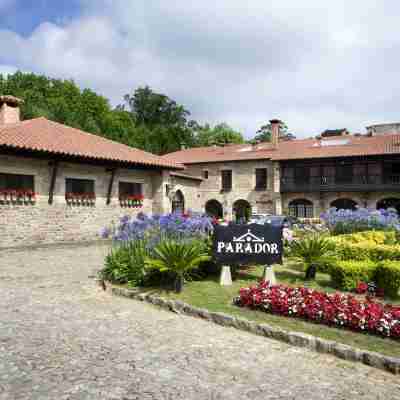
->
(212, 224, 283, 286)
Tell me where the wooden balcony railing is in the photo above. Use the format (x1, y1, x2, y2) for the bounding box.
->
(280, 174, 400, 192)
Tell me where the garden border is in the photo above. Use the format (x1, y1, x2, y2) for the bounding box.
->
(107, 284, 400, 375)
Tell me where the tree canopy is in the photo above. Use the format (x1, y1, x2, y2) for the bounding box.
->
(252, 121, 295, 143)
(0, 71, 286, 155)
(193, 122, 244, 147)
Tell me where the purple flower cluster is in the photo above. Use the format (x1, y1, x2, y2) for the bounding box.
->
(321, 207, 400, 235)
(102, 211, 214, 245)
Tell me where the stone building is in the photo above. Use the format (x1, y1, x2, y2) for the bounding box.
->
(0, 95, 182, 248)
(163, 120, 400, 220)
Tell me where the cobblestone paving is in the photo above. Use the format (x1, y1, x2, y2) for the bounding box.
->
(1, 243, 399, 400)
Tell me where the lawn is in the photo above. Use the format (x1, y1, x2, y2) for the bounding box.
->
(141, 262, 400, 358)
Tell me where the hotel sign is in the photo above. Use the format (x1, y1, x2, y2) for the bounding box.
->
(212, 224, 283, 266)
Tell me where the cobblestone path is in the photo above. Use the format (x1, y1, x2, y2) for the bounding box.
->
(1, 243, 399, 399)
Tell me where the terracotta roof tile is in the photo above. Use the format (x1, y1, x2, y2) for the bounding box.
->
(0, 117, 183, 169)
(163, 134, 400, 164)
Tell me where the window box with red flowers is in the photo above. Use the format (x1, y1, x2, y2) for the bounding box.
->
(119, 195, 144, 208)
(0, 189, 36, 205)
(65, 192, 96, 206)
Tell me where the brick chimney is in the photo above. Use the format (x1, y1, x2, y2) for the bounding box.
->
(270, 119, 281, 147)
(0, 95, 24, 125)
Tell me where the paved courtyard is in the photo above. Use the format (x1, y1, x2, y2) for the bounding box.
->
(0, 243, 399, 400)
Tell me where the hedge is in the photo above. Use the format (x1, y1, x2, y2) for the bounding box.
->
(375, 261, 400, 298)
(330, 260, 377, 291)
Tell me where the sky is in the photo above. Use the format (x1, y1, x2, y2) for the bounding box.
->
(0, 1, 400, 138)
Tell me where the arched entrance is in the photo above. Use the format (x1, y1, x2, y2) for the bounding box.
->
(288, 199, 314, 218)
(205, 199, 223, 218)
(330, 198, 357, 211)
(233, 199, 252, 223)
(377, 198, 400, 215)
(171, 190, 185, 214)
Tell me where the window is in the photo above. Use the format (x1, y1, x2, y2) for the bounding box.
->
(65, 178, 95, 205)
(288, 199, 314, 218)
(255, 168, 267, 190)
(119, 181, 144, 208)
(221, 170, 232, 191)
(119, 181, 143, 198)
(203, 170, 209, 179)
(66, 178, 95, 195)
(336, 164, 353, 184)
(294, 166, 310, 184)
(0, 173, 34, 191)
(0, 173, 35, 203)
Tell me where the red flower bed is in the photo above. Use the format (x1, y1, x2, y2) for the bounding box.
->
(236, 281, 400, 339)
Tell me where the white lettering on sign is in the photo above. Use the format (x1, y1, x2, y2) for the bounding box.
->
(216, 228, 280, 256)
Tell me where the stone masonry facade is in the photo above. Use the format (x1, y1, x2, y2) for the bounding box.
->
(180, 160, 279, 219)
(175, 160, 398, 220)
(0, 154, 172, 248)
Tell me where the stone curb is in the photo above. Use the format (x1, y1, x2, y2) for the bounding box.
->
(108, 285, 400, 375)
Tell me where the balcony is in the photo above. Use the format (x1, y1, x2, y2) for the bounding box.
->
(280, 174, 400, 192)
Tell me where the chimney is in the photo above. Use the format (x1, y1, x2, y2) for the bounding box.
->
(0, 95, 24, 125)
(270, 119, 281, 147)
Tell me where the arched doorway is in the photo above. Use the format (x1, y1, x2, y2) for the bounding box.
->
(377, 198, 400, 215)
(233, 199, 252, 223)
(172, 190, 185, 214)
(330, 198, 357, 211)
(288, 199, 314, 218)
(205, 199, 223, 218)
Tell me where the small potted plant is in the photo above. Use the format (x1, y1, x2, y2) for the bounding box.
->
(65, 192, 73, 205)
(137, 194, 144, 207)
(0, 189, 6, 203)
(10, 190, 17, 203)
(88, 192, 96, 206)
(28, 190, 36, 204)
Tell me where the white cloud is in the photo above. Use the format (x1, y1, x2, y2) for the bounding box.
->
(1, 0, 400, 137)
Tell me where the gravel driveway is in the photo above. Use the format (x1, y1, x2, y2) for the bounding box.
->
(1, 243, 399, 399)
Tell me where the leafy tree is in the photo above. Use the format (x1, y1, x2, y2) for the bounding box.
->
(252, 121, 295, 143)
(123, 86, 196, 154)
(194, 122, 244, 147)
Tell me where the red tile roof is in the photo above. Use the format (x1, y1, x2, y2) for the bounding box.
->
(163, 134, 400, 164)
(0, 117, 183, 169)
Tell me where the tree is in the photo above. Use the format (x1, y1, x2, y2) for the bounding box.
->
(194, 122, 244, 147)
(123, 86, 196, 154)
(252, 121, 295, 143)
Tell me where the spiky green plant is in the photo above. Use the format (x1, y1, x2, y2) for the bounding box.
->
(145, 239, 210, 292)
(288, 235, 336, 279)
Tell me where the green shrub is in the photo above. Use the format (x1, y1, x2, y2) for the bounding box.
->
(288, 236, 336, 279)
(100, 240, 151, 286)
(330, 260, 377, 291)
(145, 239, 210, 292)
(328, 234, 400, 262)
(375, 261, 400, 298)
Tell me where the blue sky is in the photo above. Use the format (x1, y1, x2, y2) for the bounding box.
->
(0, 0, 81, 36)
(1, 1, 400, 138)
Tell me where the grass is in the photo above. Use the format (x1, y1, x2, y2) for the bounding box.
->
(140, 262, 400, 358)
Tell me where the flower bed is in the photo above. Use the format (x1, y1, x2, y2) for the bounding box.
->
(321, 207, 400, 235)
(235, 281, 400, 339)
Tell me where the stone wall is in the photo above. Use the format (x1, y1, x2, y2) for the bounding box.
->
(181, 160, 279, 219)
(0, 155, 170, 248)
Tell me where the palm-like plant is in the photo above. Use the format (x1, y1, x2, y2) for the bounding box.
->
(288, 236, 335, 280)
(145, 239, 210, 292)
